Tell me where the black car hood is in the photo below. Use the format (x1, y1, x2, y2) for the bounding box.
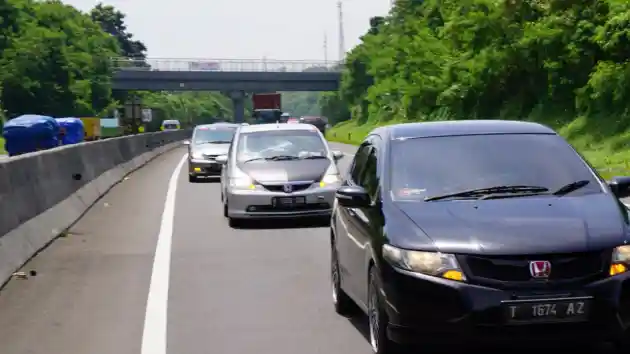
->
(238, 159, 331, 183)
(393, 194, 628, 255)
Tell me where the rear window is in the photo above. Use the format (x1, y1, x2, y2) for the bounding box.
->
(390, 134, 601, 200)
(163, 123, 178, 129)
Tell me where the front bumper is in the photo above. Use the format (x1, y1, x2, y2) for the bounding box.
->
(225, 184, 337, 219)
(378, 263, 630, 345)
(188, 159, 222, 176)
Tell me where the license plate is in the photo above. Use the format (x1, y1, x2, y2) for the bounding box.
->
(272, 196, 306, 207)
(504, 298, 591, 323)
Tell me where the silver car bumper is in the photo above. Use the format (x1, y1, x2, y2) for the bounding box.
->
(226, 184, 337, 219)
(188, 159, 222, 176)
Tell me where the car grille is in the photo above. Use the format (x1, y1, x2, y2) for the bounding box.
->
(261, 182, 312, 193)
(458, 251, 609, 285)
(202, 154, 219, 161)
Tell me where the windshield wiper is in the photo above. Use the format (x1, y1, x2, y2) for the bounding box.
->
(301, 155, 328, 160)
(552, 180, 590, 196)
(266, 155, 300, 161)
(196, 140, 231, 145)
(242, 157, 266, 163)
(424, 185, 549, 201)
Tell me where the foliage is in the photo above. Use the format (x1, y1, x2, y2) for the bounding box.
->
(0, 0, 231, 125)
(324, 0, 630, 174)
(281, 92, 322, 116)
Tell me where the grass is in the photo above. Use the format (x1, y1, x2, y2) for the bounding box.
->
(0, 137, 5, 155)
(326, 115, 630, 180)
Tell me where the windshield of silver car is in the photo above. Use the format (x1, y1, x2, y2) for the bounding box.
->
(236, 130, 327, 162)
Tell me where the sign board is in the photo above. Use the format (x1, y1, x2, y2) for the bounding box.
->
(141, 109, 152, 122)
(188, 61, 221, 71)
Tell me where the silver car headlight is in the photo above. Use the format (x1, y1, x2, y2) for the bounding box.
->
(382, 244, 466, 281)
(319, 173, 341, 187)
(229, 176, 256, 190)
(610, 245, 630, 276)
(191, 151, 204, 160)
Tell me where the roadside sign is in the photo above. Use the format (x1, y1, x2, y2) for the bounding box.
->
(141, 109, 152, 122)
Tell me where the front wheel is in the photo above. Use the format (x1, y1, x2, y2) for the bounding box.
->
(368, 268, 404, 354)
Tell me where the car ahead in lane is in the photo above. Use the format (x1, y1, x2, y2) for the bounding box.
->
(217, 123, 345, 227)
(330, 120, 630, 354)
(185, 123, 239, 182)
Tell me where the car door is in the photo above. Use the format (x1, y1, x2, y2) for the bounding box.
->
(336, 141, 372, 299)
(348, 136, 383, 303)
(335, 142, 371, 295)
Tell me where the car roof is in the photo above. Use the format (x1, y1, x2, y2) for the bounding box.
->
(194, 123, 239, 130)
(374, 120, 556, 140)
(237, 123, 321, 134)
(162, 119, 180, 124)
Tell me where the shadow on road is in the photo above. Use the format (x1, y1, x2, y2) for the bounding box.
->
(190, 176, 221, 183)
(345, 310, 616, 354)
(235, 216, 330, 230)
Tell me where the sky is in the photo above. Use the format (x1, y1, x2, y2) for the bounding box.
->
(63, 0, 392, 61)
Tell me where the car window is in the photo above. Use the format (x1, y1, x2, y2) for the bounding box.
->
(235, 129, 328, 162)
(390, 133, 602, 200)
(350, 143, 371, 184)
(360, 146, 379, 197)
(193, 127, 235, 144)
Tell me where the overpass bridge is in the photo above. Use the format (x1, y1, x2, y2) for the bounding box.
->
(111, 58, 343, 122)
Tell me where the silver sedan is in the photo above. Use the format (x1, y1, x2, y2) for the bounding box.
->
(217, 123, 344, 227)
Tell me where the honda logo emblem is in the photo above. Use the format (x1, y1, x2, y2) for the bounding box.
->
(529, 260, 551, 278)
(283, 184, 293, 193)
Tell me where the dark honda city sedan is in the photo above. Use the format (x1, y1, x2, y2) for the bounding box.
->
(330, 120, 630, 354)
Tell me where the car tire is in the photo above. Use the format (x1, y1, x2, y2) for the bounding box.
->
(223, 199, 228, 218)
(368, 267, 404, 354)
(189, 175, 198, 183)
(331, 239, 355, 316)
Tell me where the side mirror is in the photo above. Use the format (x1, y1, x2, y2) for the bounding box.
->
(336, 185, 370, 208)
(332, 150, 344, 161)
(215, 155, 228, 164)
(608, 176, 630, 198)
(182, 140, 190, 145)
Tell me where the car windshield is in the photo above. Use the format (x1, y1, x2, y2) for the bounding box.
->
(193, 127, 235, 144)
(236, 129, 327, 162)
(390, 134, 602, 200)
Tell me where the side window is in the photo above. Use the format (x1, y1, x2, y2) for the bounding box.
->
(360, 146, 379, 197)
(349, 143, 371, 184)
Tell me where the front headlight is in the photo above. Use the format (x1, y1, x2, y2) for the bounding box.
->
(319, 173, 341, 187)
(229, 176, 255, 190)
(191, 151, 204, 160)
(610, 245, 630, 276)
(382, 244, 466, 281)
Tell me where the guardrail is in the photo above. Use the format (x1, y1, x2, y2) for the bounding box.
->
(0, 130, 191, 286)
(111, 57, 344, 73)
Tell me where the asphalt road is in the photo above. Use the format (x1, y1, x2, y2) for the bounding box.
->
(0, 142, 371, 354)
(0, 141, 624, 354)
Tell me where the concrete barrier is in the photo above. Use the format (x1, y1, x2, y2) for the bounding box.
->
(0, 130, 190, 286)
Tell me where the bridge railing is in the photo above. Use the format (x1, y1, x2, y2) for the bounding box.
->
(111, 58, 344, 73)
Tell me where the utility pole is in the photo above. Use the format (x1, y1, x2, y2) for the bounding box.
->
(324, 32, 328, 65)
(337, 0, 345, 62)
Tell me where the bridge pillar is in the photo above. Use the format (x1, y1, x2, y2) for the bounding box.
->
(228, 90, 246, 123)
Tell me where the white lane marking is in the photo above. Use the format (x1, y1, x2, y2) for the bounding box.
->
(141, 153, 187, 354)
